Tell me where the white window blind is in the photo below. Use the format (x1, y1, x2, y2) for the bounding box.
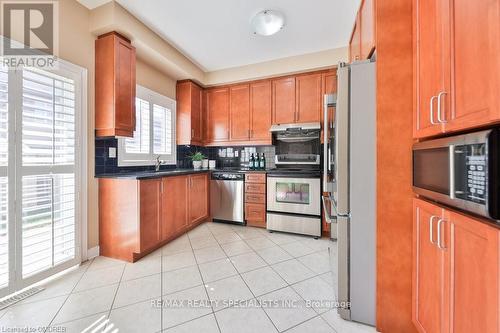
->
(118, 85, 176, 166)
(21, 69, 77, 278)
(153, 104, 172, 155)
(125, 98, 150, 154)
(0, 65, 8, 288)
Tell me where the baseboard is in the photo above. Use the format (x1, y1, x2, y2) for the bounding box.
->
(87, 246, 100, 259)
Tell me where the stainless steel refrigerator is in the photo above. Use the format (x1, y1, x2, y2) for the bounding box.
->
(322, 60, 376, 325)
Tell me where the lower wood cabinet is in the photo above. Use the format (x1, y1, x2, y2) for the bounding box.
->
(162, 176, 189, 239)
(99, 172, 209, 262)
(188, 173, 210, 226)
(244, 173, 266, 228)
(413, 198, 499, 333)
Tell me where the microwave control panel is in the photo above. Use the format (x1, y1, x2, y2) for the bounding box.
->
(466, 144, 487, 203)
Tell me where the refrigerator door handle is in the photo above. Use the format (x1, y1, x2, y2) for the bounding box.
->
(322, 195, 336, 224)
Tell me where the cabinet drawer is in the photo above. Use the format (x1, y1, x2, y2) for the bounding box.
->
(245, 203, 266, 222)
(245, 183, 266, 194)
(245, 173, 266, 183)
(245, 193, 266, 204)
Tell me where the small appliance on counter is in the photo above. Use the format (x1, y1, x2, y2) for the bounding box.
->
(266, 123, 322, 237)
(413, 128, 500, 220)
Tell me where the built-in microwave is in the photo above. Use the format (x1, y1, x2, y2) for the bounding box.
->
(413, 129, 500, 220)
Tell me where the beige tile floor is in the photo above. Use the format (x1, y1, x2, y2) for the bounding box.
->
(0, 222, 377, 333)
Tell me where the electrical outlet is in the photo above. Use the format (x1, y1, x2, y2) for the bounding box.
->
(108, 147, 117, 158)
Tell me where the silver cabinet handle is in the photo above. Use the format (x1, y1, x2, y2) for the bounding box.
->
(429, 215, 439, 244)
(437, 218, 446, 250)
(430, 95, 438, 125)
(437, 91, 448, 123)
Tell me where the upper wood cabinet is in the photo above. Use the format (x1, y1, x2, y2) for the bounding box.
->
(413, 0, 500, 138)
(176, 81, 203, 145)
(349, 0, 376, 62)
(349, 14, 362, 62)
(360, 0, 375, 59)
(229, 84, 251, 141)
(95, 32, 136, 137)
(206, 87, 230, 143)
(250, 81, 272, 142)
(272, 77, 296, 124)
(413, 198, 499, 333)
(296, 73, 322, 123)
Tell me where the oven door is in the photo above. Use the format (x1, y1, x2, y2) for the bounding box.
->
(267, 177, 321, 216)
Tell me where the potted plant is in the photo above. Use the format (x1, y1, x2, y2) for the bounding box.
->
(189, 151, 207, 169)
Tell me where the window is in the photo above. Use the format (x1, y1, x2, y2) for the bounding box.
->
(118, 85, 176, 166)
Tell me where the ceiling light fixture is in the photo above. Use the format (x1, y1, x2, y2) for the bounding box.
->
(251, 10, 285, 36)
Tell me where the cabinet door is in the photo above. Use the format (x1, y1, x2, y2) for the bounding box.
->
(445, 210, 499, 333)
(413, 0, 446, 138)
(115, 37, 136, 134)
(360, 0, 375, 59)
(191, 83, 203, 143)
(349, 14, 362, 62)
(272, 77, 296, 124)
(162, 176, 189, 239)
(250, 81, 272, 142)
(189, 174, 209, 225)
(139, 179, 162, 252)
(413, 199, 445, 333)
(444, 0, 500, 132)
(206, 88, 229, 142)
(296, 73, 322, 123)
(229, 84, 251, 141)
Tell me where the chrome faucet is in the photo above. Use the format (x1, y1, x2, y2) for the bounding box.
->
(155, 155, 165, 172)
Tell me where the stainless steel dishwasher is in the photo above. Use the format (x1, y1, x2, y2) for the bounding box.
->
(210, 172, 245, 225)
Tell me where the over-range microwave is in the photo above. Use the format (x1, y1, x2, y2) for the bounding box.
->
(413, 129, 500, 220)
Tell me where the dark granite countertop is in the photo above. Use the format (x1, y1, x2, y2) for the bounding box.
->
(95, 168, 270, 180)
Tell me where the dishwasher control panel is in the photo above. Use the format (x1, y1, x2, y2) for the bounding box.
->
(211, 173, 245, 181)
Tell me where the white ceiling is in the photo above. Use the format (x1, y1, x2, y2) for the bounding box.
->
(80, 0, 361, 72)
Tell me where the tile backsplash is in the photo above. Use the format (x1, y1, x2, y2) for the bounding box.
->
(95, 137, 275, 176)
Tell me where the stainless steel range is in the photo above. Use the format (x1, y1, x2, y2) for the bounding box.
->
(266, 123, 322, 237)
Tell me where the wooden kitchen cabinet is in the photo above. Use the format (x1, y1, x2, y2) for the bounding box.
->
(272, 77, 296, 124)
(349, 0, 376, 62)
(99, 172, 210, 262)
(176, 81, 204, 145)
(250, 80, 272, 142)
(296, 73, 322, 123)
(444, 209, 499, 333)
(245, 173, 267, 228)
(162, 176, 189, 239)
(206, 87, 230, 143)
(139, 179, 162, 252)
(229, 84, 251, 141)
(95, 32, 136, 137)
(413, 0, 500, 138)
(188, 173, 209, 226)
(360, 0, 375, 59)
(412, 198, 499, 333)
(413, 199, 445, 333)
(349, 14, 362, 62)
